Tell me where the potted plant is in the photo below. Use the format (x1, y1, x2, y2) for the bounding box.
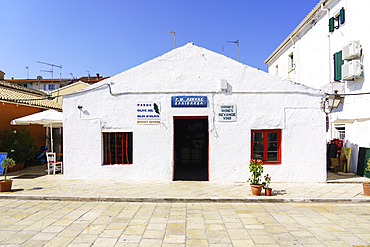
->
(248, 159, 264, 196)
(0, 158, 16, 192)
(263, 174, 272, 196)
(363, 158, 370, 196)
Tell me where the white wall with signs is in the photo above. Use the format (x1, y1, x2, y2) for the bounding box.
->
(63, 42, 326, 183)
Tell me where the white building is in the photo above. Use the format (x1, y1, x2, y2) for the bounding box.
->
(63, 42, 326, 182)
(265, 0, 370, 173)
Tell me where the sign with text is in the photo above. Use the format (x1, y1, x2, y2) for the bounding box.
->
(171, 96, 207, 107)
(218, 105, 237, 122)
(0, 153, 7, 175)
(137, 103, 161, 124)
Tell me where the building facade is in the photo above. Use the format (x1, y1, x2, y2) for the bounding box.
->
(64, 42, 326, 182)
(265, 0, 370, 173)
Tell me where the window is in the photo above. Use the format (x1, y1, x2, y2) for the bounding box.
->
(289, 53, 294, 71)
(103, 132, 133, 165)
(329, 7, 345, 32)
(275, 65, 278, 76)
(334, 51, 344, 81)
(251, 129, 281, 164)
(44, 84, 56, 91)
(334, 124, 345, 140)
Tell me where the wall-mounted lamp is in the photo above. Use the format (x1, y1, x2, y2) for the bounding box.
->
(323, 90, 343, 114)
(78, 105, 83, 109)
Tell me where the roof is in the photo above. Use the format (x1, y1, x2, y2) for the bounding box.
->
(0, 81, 62, 110)
(264, 0, 328, 65)
(77, 76, 110, 84)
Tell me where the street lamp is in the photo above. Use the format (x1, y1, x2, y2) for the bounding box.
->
(323, 90, 343, 114)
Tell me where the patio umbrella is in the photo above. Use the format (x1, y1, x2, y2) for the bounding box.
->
(10, 109, 63, 152)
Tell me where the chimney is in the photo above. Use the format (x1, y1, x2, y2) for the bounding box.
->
(0, 70, 4, 80)
(96, 73, 100, 79)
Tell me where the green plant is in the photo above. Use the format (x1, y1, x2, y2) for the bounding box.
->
(365, 158, 370, 173)
(1, 158, 15, 181)
(262, 174, 271, 189)
(0, 127, 37, 163)
(247, 159, 264, 185)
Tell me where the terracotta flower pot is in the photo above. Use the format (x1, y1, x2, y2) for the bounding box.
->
(265, 188, 272, 196)
(250, 184, 263, 196)
(0, 180, 13, 192)
(363, 183, 370, 196)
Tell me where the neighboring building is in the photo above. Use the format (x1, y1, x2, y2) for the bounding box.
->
(264, 0, 370, 173)
(63, 42, 326, 182)
(0, 81, 62, 150)
(2, 73, 109, 93)
(50, 81, 90, 105)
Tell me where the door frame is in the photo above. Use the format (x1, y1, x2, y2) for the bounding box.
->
(173, 116, 209, 181)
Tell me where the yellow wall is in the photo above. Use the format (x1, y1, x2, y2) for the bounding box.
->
(51, 82, 89, 105)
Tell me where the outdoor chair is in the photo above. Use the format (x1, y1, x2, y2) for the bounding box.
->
(46, 152, 63, 175)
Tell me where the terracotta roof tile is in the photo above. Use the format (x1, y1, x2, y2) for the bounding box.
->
(0, 81, 62, 110)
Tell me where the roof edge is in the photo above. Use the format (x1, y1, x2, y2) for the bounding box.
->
(264, 0, 331, 65)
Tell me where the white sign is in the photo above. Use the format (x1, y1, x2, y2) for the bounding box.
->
(137, 103, 161, 124)
(218, 104, 237, 122)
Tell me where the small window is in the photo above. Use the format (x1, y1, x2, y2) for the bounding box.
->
(289, 53, 294, 71)
(334, 51, 344, 81)
(275, 65, 279, 76)
(251, 129, 281, 164)
(103, 132, 133, 165)
(329, 7, 345, 32)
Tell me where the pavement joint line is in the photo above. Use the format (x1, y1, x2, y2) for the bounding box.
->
(0, 194, 370, 203)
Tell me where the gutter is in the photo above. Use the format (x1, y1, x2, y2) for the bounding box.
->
(264, 0, 330, 65)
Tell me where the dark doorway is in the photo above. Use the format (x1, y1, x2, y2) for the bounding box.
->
(174, 117, 208, 181)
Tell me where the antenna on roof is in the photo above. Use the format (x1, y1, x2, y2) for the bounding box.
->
(24, 66, 29, 79)
(222, 45, 224, 55)
(227, 40, 239, 62)
(37, 61, 62, 79)
(169, 29, 175, 49)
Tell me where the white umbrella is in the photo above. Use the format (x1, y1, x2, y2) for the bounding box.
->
(10, 109, 63, 152)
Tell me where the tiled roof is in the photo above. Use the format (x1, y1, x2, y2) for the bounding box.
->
(0, 81, 62, 110)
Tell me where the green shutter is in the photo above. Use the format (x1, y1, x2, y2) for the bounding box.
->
(340, 8, 345, 24)
(329, 17, 335, 32)
(334, 51, 344, 81)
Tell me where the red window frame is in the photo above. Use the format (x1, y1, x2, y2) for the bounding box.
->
(251, 129, 281, 165)
(103, 132, 133, 165)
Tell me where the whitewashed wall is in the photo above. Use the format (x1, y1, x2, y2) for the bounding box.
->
(64, 43, 326, 182)
(266, 0, 370, 173)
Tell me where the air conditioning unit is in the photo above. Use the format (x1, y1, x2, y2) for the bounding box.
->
(342, 60, 363, 80)
(342, 40, 361, 60)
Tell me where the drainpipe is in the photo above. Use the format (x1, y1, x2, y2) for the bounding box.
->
(321, 2, 333, 140)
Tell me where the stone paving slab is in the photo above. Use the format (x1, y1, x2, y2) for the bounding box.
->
(1, 200, 370, 246)
(1, 165, 370, 203)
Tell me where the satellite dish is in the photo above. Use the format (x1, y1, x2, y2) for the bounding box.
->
(37, 75, 43, 83)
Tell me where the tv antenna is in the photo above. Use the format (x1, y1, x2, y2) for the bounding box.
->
(37, 61, 62, 79)
(169, 29, 175, 49)
(227, 40, 239, 61)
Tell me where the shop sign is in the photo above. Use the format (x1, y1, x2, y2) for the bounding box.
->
(137, 103, 161, 124)
(171, 96, 207, 107)
(218, 104, 237, 122)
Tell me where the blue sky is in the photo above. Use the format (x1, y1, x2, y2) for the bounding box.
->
(1, 0, 319, 80)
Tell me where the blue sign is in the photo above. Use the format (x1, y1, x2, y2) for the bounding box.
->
(171, 96, 207, 107)
(0, 153, 7, 175)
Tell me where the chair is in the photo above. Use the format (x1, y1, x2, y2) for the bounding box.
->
(46, 152, 63, 175)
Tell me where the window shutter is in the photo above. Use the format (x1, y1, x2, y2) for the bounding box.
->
(340, 8, 345, 24)
(334, 51, 344, 81)
(329, 17, 335, 32)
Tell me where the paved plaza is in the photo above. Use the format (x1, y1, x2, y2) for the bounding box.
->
(0, 200, 370, 246)
(0, 165, 370, 246)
